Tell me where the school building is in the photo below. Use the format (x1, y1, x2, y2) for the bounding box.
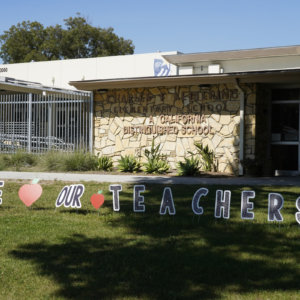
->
(1, 46, 300, 176)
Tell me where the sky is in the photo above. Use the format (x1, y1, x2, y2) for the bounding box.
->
(0, 0, 300, 58)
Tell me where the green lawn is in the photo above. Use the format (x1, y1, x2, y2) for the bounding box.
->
(0, 181, 300, 299)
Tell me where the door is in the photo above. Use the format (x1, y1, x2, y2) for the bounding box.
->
(271, 89, 300, 175)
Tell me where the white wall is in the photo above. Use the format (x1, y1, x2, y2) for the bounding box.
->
(0, 51, 178, 89)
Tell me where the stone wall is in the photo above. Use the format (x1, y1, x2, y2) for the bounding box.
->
(94, 83, 256, 174)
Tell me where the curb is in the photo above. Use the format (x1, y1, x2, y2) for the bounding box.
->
(0, 171, 299, 186)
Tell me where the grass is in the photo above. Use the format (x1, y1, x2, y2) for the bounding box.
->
(0, 181, 300, 299)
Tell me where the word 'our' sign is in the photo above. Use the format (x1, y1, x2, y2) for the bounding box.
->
(55, 184, 85, 208)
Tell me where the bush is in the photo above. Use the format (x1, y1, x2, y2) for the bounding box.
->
(98, 155, 113, 171)
(0, 154, 10, 170)
(63, 151, 98, 171)
(143, 158, 169, 174)
(177, 156, 201, 176)
(143, 139, 169, 174)
(42, 151, 65, 171)
(7, 151, 37, 170)
(118, 155, 141, 173)
(194, 143, 215, 172)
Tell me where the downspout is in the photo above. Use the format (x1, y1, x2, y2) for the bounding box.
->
(89, 92, 94, 153)
(234, 79, 244, 176)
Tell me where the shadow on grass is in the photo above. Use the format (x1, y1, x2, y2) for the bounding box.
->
(9, 185, 300, 299)
(10, 225, 300, 299)
(31, 207, 56, 211)
(59, 209, 92, 215)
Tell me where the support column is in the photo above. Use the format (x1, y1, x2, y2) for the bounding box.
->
(235, 80, 244, 176)
(48, 99, 52, 150)
(89, 92, 94, 153)
(27, 93, 32, 153)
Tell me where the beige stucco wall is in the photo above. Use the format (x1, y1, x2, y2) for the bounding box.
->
(93, 83, 256, 174)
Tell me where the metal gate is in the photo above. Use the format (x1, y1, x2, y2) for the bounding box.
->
(0, 91, 92, 153)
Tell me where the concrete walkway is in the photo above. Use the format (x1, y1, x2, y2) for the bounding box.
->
(0, 171, 299, 186)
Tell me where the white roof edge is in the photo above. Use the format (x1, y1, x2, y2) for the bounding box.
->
(0, 77, 90, 95)
(0, 51, 179, 67)
(163, 45, 300, 64)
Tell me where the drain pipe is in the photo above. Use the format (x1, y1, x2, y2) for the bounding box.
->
(234, 79, 244, 176)
(89, 92, 94, 153)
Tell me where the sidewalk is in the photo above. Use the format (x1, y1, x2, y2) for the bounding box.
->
(0, 171, 299, 186)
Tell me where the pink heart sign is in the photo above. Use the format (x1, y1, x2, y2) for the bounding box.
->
(90, 190, 105, 210)
(18, 179, 43, 207)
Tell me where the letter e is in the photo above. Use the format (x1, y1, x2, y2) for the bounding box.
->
(133, 185, 146, 212)
(241, 190, 255, 220)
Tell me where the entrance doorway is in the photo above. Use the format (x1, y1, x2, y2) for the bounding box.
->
(271, 88, 300, 175)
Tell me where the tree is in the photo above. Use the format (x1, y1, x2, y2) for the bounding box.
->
(0, 15, 135, 63)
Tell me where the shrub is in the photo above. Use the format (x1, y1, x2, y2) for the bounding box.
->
(177, 156, 201, 176)
(0, 154, 10, 170)
(118, 155, 141, 173)
(98, 155, 113, 171)
(42, 151, 65, 171)
(143, 139, 169, 174)
(194, 142, 215, 172)
(8, 151, 37, 170)
(143, 158, 169, 174)
(63, 151, 98, 171)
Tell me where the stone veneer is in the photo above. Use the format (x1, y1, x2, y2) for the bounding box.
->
(94, 83, 256, 174)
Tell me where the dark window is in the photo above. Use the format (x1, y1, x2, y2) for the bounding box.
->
(272, 88, 300, 101)
(271, 145, 298, 171)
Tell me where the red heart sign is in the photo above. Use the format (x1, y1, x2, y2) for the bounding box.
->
(18, 180, 43, 207)
(90, 191, 105, 210)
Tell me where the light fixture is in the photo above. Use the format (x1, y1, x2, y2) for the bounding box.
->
(198, 84, 211, 88)
(97, 89, 108, 93)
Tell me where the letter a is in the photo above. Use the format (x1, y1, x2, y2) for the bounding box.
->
(159, 187, 176, 215)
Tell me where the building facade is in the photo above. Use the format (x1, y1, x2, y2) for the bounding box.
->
(70, 46, 300, 176)
(1, 45, 300, 176)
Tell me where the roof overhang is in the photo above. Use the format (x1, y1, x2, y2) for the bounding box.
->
(0, 77, 89, 95)
(162, 45, 300, 65)
(69, 69, 300, 91)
